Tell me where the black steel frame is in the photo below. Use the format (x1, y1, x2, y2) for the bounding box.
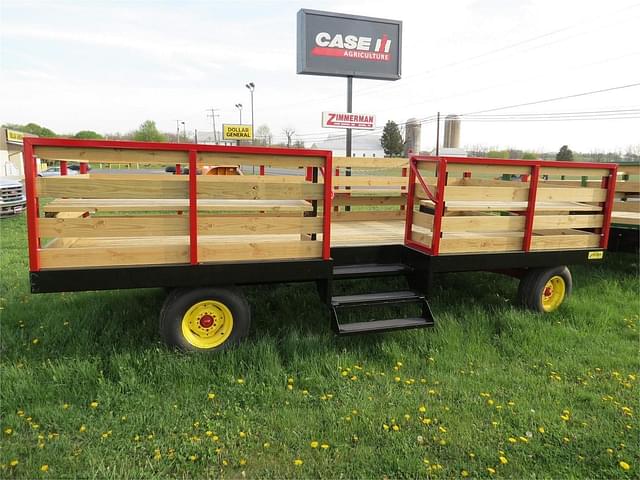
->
(30, 244, 606, 294)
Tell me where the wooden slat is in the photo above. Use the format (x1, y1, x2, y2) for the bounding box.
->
(411, 230, 432, 246)
(198, 181, 324, 200)
(441, 215, 526, 232)
(439, 235, 523, 253)
(331, 176, 407, 187)
(37, 177, 187, 199)
(413, 211, 434, 229)
(612, 200, 640, 213)
(536, 187, 607, 203)
(199, 241, 322, 262)
(34, 146, 188, 165)
(40, 244, 189, 268)
(90, 174, 309, 184)
(617, 164, 640, 176)
(198, 152, 324, 168)
(420, 199, 603, 213)
(530, 234, 600, 250)
(539, 167, 610, 178)
(611, 212, 640, 226)
(447, 164, 531, 176)
(331, 211, 405, 222)
(445, 186, 530, 202)
(38, 216, 323, 238)
(333, 157, 409, 168)
(615, 181, 640, 193)
(43, 198, 313, 213)
(533, 214, 603, 230)
(333, 195, 406, 206)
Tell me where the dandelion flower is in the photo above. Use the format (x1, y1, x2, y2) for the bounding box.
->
(538, 426, 545, 434)
(10, 460, 18, 467)
(487, 467, 496, 474)
(619, 461, 630, 471)
(392, 425, 400, 431)
(287, 384, 294, 390)
(237, 378, 245, 384)
(90, 401, 98, 409)
(293, 459, 303, 466)
(321, 444, 329, 450)
(461, 469, 469, 477)
(239, 431, 246, 438)
(508, 437, 517, 443)
(79, 425, 86, 433)
(40, 464, 49, 472)
(239, 459, 247, 466)
(419, 406, 426, 413)
(189, 454, 198, 461)
(310, 441, 319, 448)
(208, 393, 216, 400)
(3, 428, 12, 435)
(263, 442, 270, 448)
(439, 426, 447, 433)
(63, 403, 70, 410)
(499, 456, 508, 465)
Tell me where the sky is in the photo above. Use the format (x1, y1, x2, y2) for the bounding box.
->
(1, 0, 639, 153)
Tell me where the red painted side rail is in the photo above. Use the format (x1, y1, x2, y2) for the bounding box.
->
(430, 158, 448, 256)
(600, 166, 618, 249)
(403, 157, 418, 247)
(188, 150, 198, 265)
(60, 161, 68, 176)
(23, 138, 335, 271)
(522, 165, 540, 252)
(322, 153, 333, 260)
(23, 141, 40, 272)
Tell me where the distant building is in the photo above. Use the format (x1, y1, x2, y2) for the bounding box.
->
(0, 128, 37, 178)
(311, 133, 385, 157)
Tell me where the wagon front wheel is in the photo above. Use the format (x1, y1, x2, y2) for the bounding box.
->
(518, 266, 573, 313)
(160, 287, 250, 352)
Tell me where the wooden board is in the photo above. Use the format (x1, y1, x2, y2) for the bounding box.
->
(331, 176, 407, 187)
(198, 181, 324, 200)
(439, 235, 523, 254)
(412, 211, 434, 229)
(441, 215, 525, 232)
(39, 216, 324, 238)
(198, 152, 325, 168)
(446, 163, 531, 176)
(444, 185, 606, 203)
(411, 230, 432, 247)
(333, 157, 409, 168)
(43, 198, 313, 213)
(530, 234, 600, 250)
(539, 167, 610, 178)
(612, 200, 640, 213)
(34, 146, 188, 165)
(617, 164, 640, 176)
(611, 212, 640, 226)
(419, 199, 603, 213)
(333, 195, 406, 207)
(331, 210, 405, 222)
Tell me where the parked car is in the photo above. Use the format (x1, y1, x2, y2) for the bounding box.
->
(38, 167, 79, 177)
(0, 178, 26, 217)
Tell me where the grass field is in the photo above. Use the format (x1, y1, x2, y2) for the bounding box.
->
(1, 213, 638, 478)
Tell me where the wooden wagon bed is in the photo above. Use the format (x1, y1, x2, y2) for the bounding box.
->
(25, 141, 618, 270)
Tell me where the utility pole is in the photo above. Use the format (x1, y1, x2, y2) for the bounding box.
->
(206, 108, 219, 143)
(175, 120, 183, 142)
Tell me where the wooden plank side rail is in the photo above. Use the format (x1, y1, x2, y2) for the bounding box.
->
(25, 138, 333, 270)
(405, 155, 617, 255)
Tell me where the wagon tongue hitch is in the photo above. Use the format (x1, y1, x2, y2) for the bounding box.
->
(330, 290, 435, 336)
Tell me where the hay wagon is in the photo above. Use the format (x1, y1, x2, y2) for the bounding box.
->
(23, 138, 617, 352)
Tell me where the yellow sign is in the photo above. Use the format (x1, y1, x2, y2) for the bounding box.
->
(588, 251, 604, 260)
(223, 124, 253, 140)
(6, 129, 25, 145)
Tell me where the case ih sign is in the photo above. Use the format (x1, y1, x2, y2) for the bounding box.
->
(322, 112, 376, 130)
(297, 9, 402, 80)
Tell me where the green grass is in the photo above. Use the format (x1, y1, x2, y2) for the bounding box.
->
(1, 214, 638, 478)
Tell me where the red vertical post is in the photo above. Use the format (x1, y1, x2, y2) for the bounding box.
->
(80, 163, 88, 174)
(23, 140, 40, 271)
(188, 150, 198, 265)
(175, 164, 181, 175)
(463, 171, 471, 179)
(430, 158, 448, 256)
(259, 165, 265, 176)
(600, 166, 617, 249)
(305, 167, 312, 182)
(403, 159, 417, 245)
(322, 154, 333, 260)
(60, 161, 68, 176)
(522, 165, 540, 252)
(400, 166, 407, 211)
(333, 168, 340, 212)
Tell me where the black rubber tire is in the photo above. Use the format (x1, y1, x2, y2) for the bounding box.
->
(159, 287, 250, 353)
(517, 266, 572, 313)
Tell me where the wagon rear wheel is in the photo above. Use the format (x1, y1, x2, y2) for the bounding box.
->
(518, 266, 572, 313)
(160, 287, 250, 352)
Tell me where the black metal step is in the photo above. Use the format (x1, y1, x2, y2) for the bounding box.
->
(331, 290, 422, 308)
(333, 263, 412, 279)
(337, 317, 434, 335)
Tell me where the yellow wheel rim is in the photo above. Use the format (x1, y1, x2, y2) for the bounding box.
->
(541, 275, 566, 312)
(181, 300, 234, 349)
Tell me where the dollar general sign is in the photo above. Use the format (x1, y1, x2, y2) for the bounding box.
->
(223, 124, 253, 140)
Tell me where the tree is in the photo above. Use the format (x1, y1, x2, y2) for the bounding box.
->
(3, 122, 56, 137)
(380, 120, 404, 157)
(556, 145, 573, 161)
(132, 120, 167, 142)
(74, 130, 103, 139)
(255, 124, 272, 146)
(522, 152, 538, 160)
(282, 127, 296, 148)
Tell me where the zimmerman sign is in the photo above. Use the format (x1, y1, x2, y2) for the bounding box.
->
(322, 112, 375, 130)
(297, 9, 402, 80)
